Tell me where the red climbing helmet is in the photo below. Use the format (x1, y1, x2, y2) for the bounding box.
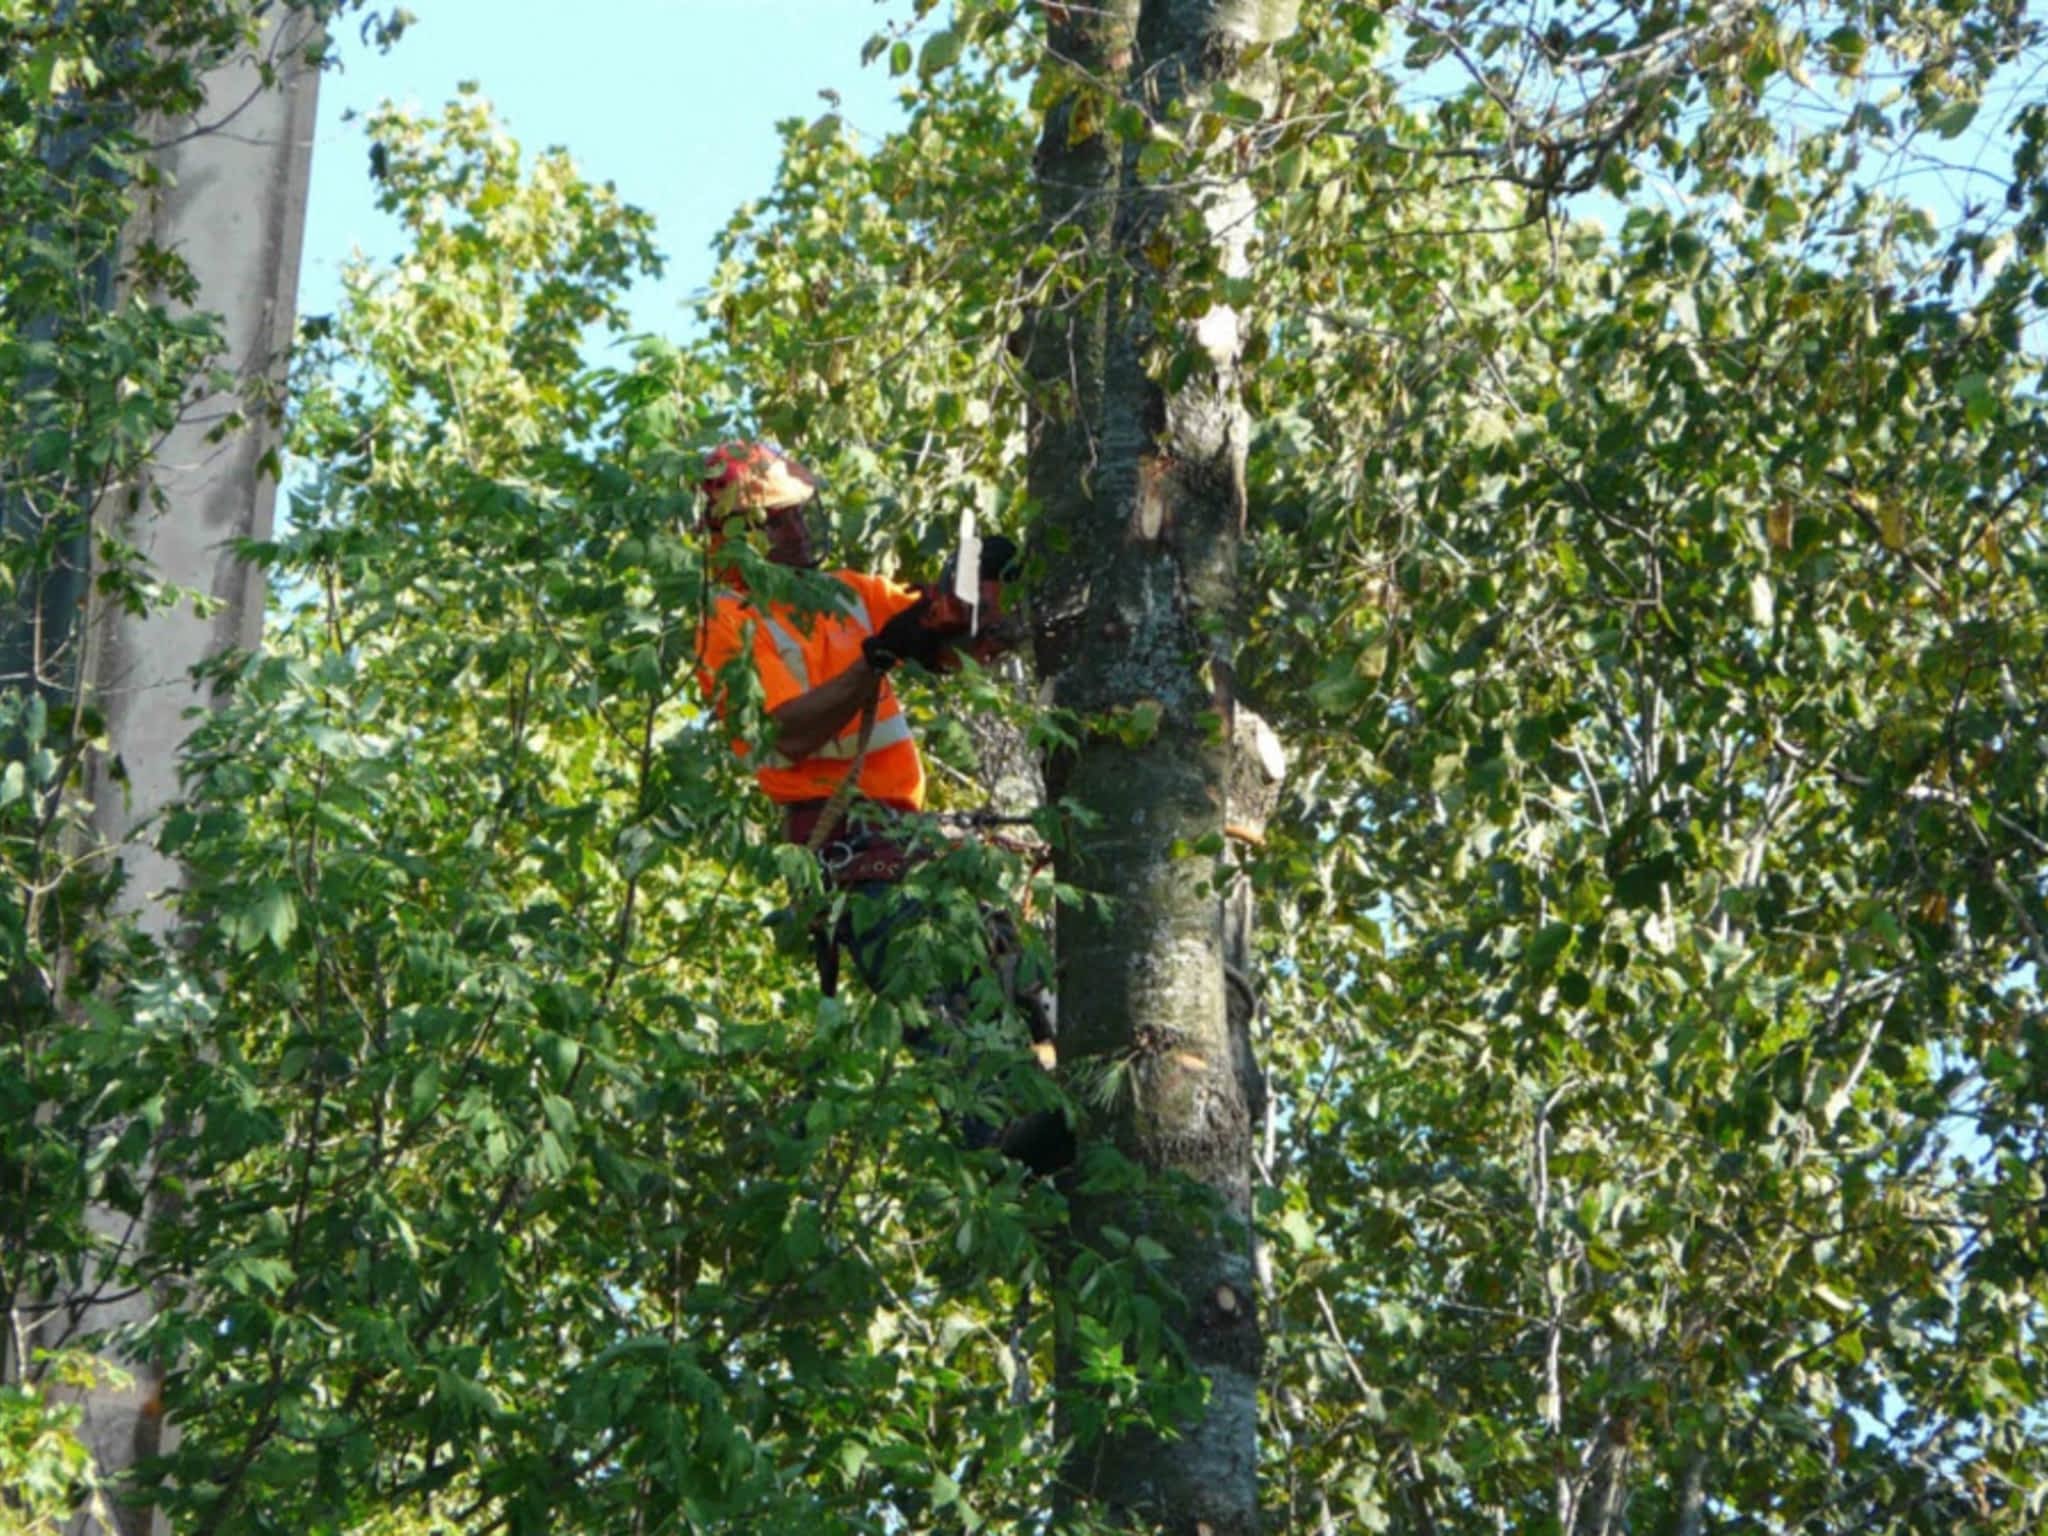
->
(698, 440, 818, 529)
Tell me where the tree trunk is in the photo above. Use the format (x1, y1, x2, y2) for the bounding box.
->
(1676, 1453, 1708, 1536)
(1029, 4, 1298, 1530)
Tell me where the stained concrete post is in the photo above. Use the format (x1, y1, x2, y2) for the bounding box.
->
(84, 10, 322, 927)
(63, 11, 322, 1532)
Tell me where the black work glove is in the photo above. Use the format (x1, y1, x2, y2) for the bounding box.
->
(981, 534, 1021, 584)
(863, 593, 948, 673)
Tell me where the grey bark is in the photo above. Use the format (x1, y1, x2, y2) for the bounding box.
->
(1223, 709, 1285, 1144)
(1675, 1453, 1707, 1536)
(1030, 3, 1298, 1531)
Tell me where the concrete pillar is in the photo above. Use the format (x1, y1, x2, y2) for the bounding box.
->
(85, 7, 322, 927)
(63, 10, 322, 1533)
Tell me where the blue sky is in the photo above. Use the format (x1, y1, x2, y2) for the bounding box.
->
(298, 0, 925, 343)
(298, 1, 2032, 339)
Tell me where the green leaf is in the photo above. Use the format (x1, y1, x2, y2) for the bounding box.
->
(1615, 855, 1679, 911)
(1957, 372, 1995, 428)
(20, 45, 56, 103)
(432, 1366, 500, 1423)
(1924, 100, 1978, 139)
(1812, 1283, 1856, 1316)
(409, 1065, 442, 1114)
(1308, 662, 1373, 714)
(918, 28, 961, 79)
(1212, 88, 1264, 124)
(1277, 1207, 1318, 1253)
(1403, 36, 1449, 69)
(249, 886, 297, 952)
(1577, 1189, 1604, 1235)
(1526, 922, 1572, 976)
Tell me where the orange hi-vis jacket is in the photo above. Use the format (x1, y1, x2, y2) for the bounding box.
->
(694, 569, 926, 811)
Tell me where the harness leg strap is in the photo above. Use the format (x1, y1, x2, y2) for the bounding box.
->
(813, 918, 841, 998)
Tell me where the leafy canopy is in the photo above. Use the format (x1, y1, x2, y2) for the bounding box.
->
(5, 0, 2047, 1531)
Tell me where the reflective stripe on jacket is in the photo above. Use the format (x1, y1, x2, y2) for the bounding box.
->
(694, 569, 926, 809)
(748, 588, 914, 763)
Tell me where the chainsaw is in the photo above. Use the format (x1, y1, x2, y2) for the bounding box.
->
(925, 510, 1022, 668)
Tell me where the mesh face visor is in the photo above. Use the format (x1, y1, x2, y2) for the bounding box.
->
(717, 498, 829, 573)
(793, 495, 832, 566)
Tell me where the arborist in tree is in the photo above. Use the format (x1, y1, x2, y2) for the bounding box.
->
(691, 440, 1069, 1172)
